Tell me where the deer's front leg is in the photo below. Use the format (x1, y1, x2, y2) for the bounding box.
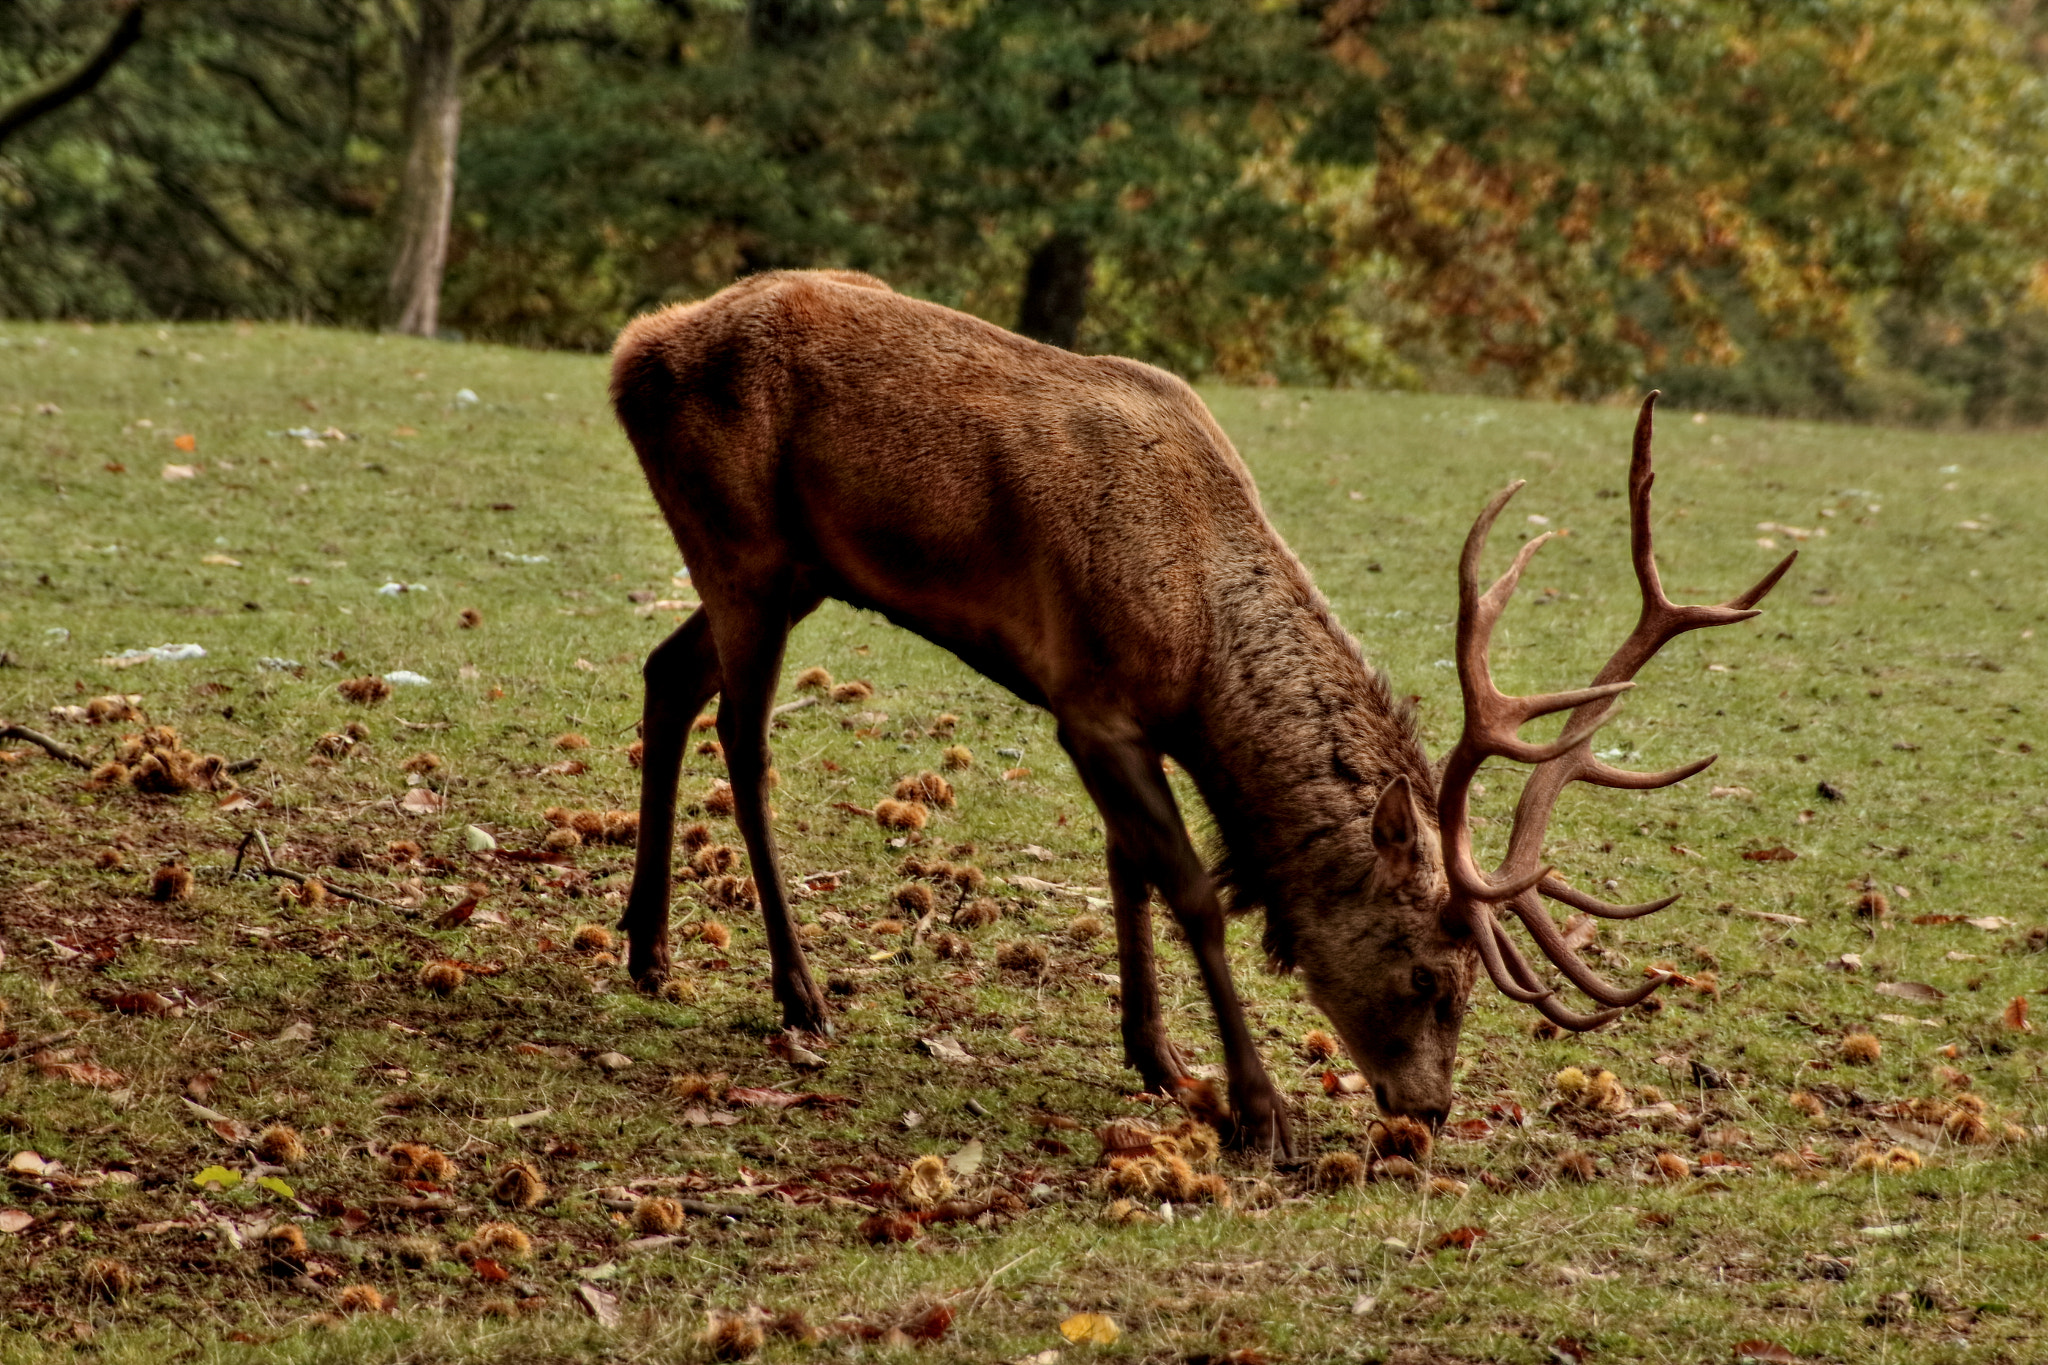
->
(1062, 726, 1295, 1159)
(1105, 844, 1191, 1095)
(622, 610, 721, 991)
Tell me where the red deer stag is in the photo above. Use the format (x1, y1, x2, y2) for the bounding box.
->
(609, 271, 1792, 1155)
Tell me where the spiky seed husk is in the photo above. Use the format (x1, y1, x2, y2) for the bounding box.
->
(667, 1071, 721, 1102)
(657, 976, 696, 1005)
(150, 862, 192, 902)
(1302, 1028, 1339, 1062)
(84, 1257, 137, 1299)
(702, 781, 736, 816)
(336, 1284, 384, 1313)
(1313, 1151, 1366, 1190)
(1371, 1155, 1421, 1182)
(459, 607, 483, 628)
(1652, 1152, 1691, 1181)
(626, 739, 645, 768)
(1557, 1151, 1599, 1182)
(696, 919, 733, 949)
(1856, 889, 1890, 918)
(402, 751, 442, 774)
(633, 1196, 685, 1234)
(470, 1222, 534, 1261)
(706, 1310, 766, 1362)
(996, 939, 1048, 977)
(893, 883, 935, 916)
(676, 820, 712, 852)
(871, 918, 906, 936)
(541, 827, 581, 852)
(1552, 1066, 1589, 1099)
(950, 863, 985, 892)
(570, 808, 606, 838)
(893, 1154, 953, 1209)
(493, 1161, 549, 1209)
(265, 1223, 309, 1265)
(942, 745, 973, 770)
(339, 675, 392, 704)
(1367, 1115, 1433, 1163)
(874, 798, 927, 831)
(255, 1125, 306, 1166)
(418, 961, 465, 996)
(794, 666, 833, 691)
(1788, 1090, 1825, 1117)
(955, 897, 1001, 929)
(602, 810, 639, 844)
(1068, 913, 1105, 942)
(554, 733, 590, 751)
(543, 806, 573, 827)
(571, 924, 616, 954)
(930, 932, 973, 960)
(828, 680, 873, 704)
(393, 1236, 441, 1269)
(89, 761, 129, 790)
(388, 1144, 454, 1183)
(1842, 1032, 1883, 1064)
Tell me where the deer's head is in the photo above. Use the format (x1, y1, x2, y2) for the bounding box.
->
(1297, 395, 1793, 1129)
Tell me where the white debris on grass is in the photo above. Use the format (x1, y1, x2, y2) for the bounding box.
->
(455, 388, 479, 405)
(257, 658, 301, 672)
(383, 670, 433, 687)
(377, 582, 429, 595)
(101, 643, 207, 667)
(501, 552, 549, 565)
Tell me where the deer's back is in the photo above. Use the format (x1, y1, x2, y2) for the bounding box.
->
(612, 271, 1304, 720)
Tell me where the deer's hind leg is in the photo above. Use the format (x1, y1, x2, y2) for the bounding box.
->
(1105, 842, 1192, 1096)
(704, 578, 832, 1034)
(623, 608, 722, 991)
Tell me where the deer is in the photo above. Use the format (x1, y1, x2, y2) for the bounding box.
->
(608, 270, 1793, 1157)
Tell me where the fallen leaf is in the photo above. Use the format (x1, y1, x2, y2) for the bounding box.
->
(104, 990, 177, 1017)
(0, 1209, 34, 1234)
(6, 1151, 50, 1177)
(1429, 1225, 1487, 1252)
(399, 787, 444, 814)
(1059, 1313, 1120, 1345)
(1559, 914, 1597, 952)
(472, 1257, 510, 1284)
(161, 463, 198, 480)
(173, 433, 197, 452)
(273, 1019, 315, 1042)
(2005, 997, 2032, 1032)
(1742, 846, 1798, 862)
(901, 1304, 954, 1343)
(1445, 1118, 1493, 1141)
(727, 1087, 845, 1110)
(945, 1139, 985, 1177)
(1322, 1071, 1370, 1096)
(574, 1282, 620, 1328)
(1965, 916, 2014, 931)
(255, 1175, 296, 1199)
(216, 791, 259, 812)
(1875, 981, 1945, 1003)
(192, 1165, 241, 1189)
(921, 1036, 974, 1064)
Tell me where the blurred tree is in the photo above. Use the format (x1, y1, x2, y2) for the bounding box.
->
(0, 0, 147, 150)
(379, 0, 538, 336)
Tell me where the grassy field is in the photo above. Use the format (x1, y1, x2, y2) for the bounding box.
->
(1, 319, 2045, 1365)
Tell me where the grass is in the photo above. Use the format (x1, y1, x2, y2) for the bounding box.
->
(1, 318, 2045, 1365)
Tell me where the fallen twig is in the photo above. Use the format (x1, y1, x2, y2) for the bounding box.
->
(0, 724, 92, 769)
(771, 696, 817, 718)
(0, 722, 260, 775)
(0, 1028, 78, 1063)
(232, 829, 400, 911)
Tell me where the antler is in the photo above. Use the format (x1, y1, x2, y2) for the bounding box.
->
(1440, 393, 1796, 1030)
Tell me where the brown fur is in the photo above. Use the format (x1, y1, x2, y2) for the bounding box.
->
(610, 271, 1470, 1153)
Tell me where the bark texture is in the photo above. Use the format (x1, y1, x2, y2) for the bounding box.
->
(385, 0, 463, 337)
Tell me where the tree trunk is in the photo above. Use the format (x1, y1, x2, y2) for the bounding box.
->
(385, 0, 462, 337)
(1016, 230, 1092, 351)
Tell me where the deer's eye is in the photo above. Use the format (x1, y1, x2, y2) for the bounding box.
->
(1410, 965, 1438, 997)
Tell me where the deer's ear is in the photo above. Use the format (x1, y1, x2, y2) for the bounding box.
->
(1370, 775, 1424, 883)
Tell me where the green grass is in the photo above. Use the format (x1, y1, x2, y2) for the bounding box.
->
(2, 319, 2045, 1364)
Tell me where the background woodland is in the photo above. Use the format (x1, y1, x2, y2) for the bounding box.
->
(8, 0, 2048, 423)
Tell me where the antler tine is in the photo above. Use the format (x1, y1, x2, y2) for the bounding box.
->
(1454, 484, 1636, 764)
(1540, 874, 1679, 921)
(1472, 908, 1626, 1030)
(1449, 393, 1790, 1028)
(1500, 890, 1670, 1007)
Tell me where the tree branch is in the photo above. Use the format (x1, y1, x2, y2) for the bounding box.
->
(0, 2, 148, 150)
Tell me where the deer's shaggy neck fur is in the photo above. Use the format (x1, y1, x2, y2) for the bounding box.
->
(1174, 546, 1438, 971)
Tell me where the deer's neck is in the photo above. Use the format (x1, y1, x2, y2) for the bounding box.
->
(1178, 560, 1435, 965)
